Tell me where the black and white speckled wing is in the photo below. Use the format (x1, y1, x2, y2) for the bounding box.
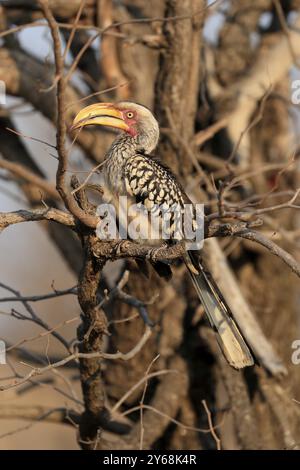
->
(123, 154, 254, 369)
(124, 154, 189, 240)
(124, 154, 187, 205)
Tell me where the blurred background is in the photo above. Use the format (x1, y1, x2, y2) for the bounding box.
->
(0, 0, 300, 450)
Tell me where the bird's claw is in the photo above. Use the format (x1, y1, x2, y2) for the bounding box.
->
(114, 240, 132, 256)
(146, 243, 168, 263)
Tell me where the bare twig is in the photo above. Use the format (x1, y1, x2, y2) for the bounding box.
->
(0, 282, 71, 353)
(5, 126, 57, 151)
(0, 406, 79, 440)
(64, 0, 220, 83)
(111, 370, 178, 414)
(272, 0, 299, 66)
(62, 0, 86, 63)
(202, 399, 221, 450)
(0, 286, 77, 303)
(236, 229, 300, 278)
(1, 326, 152, 391)
(38, 0, 98, 228)
(194, 117, 229, 147)
(123, 403, 224, 435)
(139, 355, 160, 450)
(6, 316, 79, 352)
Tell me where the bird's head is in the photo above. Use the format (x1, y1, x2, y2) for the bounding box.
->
(72, 101, 160, 153)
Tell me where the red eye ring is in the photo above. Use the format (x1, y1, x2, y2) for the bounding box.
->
(126, 111, 134, 119)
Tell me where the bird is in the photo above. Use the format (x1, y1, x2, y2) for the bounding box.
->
(72, 101, 254, 369)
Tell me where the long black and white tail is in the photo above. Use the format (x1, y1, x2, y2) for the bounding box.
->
(184, 251, 254, 369)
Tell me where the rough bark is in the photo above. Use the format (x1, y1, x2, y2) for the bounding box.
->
(0, 0, 299, 451)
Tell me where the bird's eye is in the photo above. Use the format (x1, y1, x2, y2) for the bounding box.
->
(126, 112, 134, 119)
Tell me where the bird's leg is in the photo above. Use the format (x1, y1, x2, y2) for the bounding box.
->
(146, 241, 170, 264)
(114, 240, 133, 256)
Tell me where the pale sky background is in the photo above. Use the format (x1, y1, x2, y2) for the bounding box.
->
(0, 5, 299, 448)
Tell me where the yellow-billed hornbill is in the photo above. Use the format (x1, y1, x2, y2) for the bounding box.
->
(72, 101, 254, 369)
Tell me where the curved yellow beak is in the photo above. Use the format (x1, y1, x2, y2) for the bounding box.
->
(71, 103, 129, 132)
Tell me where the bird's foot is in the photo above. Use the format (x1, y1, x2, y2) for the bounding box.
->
(114, 240, 132, 256)
(146, 242, 169, 263)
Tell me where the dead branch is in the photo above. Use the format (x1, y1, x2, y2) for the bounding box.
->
(0, 404, 80, 427)
(202, 400, 221, 450)
(100, 355, 188, 450)
(0, 207, 75, 230)
(38, 0, 98, 228)
(236, 229, 300, 277)
(0, 286, 77, 303)
(97, 0, 130, 99)
(0, 325, 152, 392)
(0, 282, 71, 353)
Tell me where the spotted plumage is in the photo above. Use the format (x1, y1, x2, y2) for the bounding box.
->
(103, 134, 190, 242)
(72, 101, 255, 369)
